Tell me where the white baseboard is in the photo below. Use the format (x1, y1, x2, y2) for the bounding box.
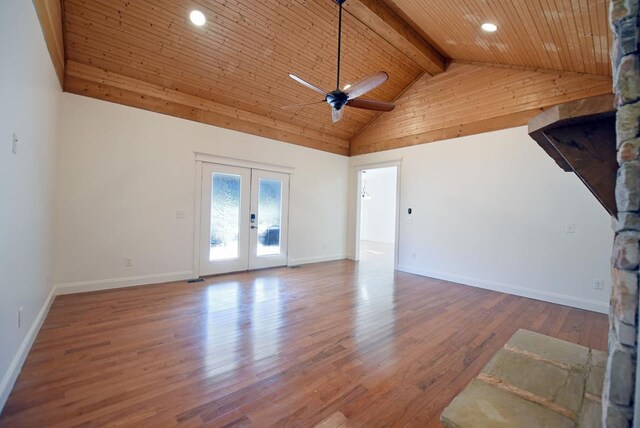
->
(0, 286, 56, 411)
(396, 264, 608, 314)
(55, 271, 194, 295)
(288, 254, 346, 266)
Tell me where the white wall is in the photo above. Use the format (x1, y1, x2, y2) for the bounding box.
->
(348, 126, 613, 313)
(54, 94, 349, 292)
(0, 0, 62, 409)
(360, 167, 397, 244)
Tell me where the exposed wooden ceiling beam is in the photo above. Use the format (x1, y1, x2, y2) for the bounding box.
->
(65, 61, 350, 156)
(343, 0, 446, 76)
(351, 109, 544, 155)
(350, 62, 613, 155)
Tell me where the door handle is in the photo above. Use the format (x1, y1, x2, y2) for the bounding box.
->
(251, 225, 258, 229)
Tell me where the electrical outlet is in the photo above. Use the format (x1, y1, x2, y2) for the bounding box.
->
(18, 307, 23, 327)
(11, 132, 18, 154)
(566, 223, 576, 233)
(411, 252, 417, 260)
(124, 258, 133, 267)
(594, 279, 604, 290)
(176, 209, 186, 219)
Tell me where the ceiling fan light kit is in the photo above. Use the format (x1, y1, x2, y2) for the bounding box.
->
(285, 0, 395, 123)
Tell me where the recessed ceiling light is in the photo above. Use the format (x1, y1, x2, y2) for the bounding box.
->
(481, 23, 497, 32)
(190, 10, 206, 27)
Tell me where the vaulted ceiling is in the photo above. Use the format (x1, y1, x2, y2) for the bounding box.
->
(43, 0, 613, 156)
(386, 0, 611, 75)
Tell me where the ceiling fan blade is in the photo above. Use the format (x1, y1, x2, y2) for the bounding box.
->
(345, 71, 388, 100)
(281, 100, 326, 110)
(288, 73, 328, 96)
(347, 98, 395, 112)
(332, 107, 344, 123)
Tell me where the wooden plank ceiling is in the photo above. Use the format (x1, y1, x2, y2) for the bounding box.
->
(350, 62, 613, 155)
(385, 0, 612, 76)
(60, 0, 613, 156)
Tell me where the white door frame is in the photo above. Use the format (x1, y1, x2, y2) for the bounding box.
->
(352, 160, 402, 270)
(193, 152, 294, 278)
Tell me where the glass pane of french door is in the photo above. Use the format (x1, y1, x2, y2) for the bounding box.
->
(256, 178, 282, 256)
(209, 173, 241, 261)
(200, 164, 250, 276)
(249, 170, 289, 270)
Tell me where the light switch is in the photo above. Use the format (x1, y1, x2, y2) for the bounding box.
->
(11, 133, 18, 154)
(176, 209, 186, 219)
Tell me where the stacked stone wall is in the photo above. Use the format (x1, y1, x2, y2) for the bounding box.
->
(606, 0, 640, 426)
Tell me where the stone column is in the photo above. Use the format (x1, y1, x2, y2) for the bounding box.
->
(606, 1, 640, 426)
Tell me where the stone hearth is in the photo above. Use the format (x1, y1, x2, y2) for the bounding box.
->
(441, 329, 606, 427)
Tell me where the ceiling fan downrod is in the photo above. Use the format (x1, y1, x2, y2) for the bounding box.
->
(283, 0, 394, 123)
(335, 0, 346, 91)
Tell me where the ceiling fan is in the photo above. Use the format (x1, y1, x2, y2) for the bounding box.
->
(285, 0, 395, 123)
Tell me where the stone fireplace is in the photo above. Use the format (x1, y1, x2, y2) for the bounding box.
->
(442, 2, 640, 426)
(605, 0, 640, 426)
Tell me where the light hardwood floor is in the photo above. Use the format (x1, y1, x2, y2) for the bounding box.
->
(0, 260, 607, 427)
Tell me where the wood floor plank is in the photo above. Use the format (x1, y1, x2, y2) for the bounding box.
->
(0, 260, 607, 427)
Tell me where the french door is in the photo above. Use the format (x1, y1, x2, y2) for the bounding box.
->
(199, 163, 289, 276)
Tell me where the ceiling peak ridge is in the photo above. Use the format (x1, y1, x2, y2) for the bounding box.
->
(343, 0, 447, 75)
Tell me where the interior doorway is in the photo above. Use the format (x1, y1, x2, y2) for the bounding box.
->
(357, 166, 398, 269)
(198, 163, 290, 276)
